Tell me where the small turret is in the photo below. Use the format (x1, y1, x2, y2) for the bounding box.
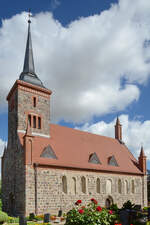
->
(115, 117, 122, 142)
(138, 146, 147, 174)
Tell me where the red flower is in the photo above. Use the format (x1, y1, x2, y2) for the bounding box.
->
(109, 210, 113, 214)
(78, 209, 84, 214)
(75, 200, 82, 205)
(91, 198, 98, 204)
(96, 206, 102, 211)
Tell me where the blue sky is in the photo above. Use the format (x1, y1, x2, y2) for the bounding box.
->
(1, 0, 150, 169)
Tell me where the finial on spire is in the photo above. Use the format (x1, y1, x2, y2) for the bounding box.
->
(28, 9, 31, 24)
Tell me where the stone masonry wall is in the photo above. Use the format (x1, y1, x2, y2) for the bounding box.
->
(25, 165, 146, 216)
(18, 87, 50, 136)
(2, 88, 25, 216)
(2, 138, 25, 216)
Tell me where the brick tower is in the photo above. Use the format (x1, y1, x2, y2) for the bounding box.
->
(2, 15, 51, 216)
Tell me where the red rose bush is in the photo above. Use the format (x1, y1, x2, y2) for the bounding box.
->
(65, 198, 117, 225)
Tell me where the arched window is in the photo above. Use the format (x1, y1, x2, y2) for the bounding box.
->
(125, 180, 128, 194)
(38, 117, 41, 129)
(72, 177, 76, 194)
(131, 180, 135, 194)
(33, 116, 36, 128)
(81, 176, 86, 193)
(62, 176, 67, 194)
(96, 178, 100, 193)
(106, 179, 112, 194)
(118, 179, 122, 194)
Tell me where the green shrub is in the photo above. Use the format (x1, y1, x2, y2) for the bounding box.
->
(8, 216, 19, 223)
(110, 203, 119, 213)
(122, 200, 135, 210)
(0, 200, 2, 211)
(0, 210, 9, 223)
(143, 206, 149, 211)
(29, 213, 35, 221)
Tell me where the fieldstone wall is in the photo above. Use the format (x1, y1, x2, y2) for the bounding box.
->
(18, 87, 50, 136)
(2, 87, 25, 216)
(25, 165, 147, 216)
(2, 138, 25, 216)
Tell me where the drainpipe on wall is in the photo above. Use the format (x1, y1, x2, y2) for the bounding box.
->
(34, 163, 38, 215)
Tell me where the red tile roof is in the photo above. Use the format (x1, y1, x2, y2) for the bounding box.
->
(19, 124, 143, 175)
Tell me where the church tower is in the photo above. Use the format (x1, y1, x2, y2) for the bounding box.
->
(2, 14, 51, 216)
(7, 15, 52, 147)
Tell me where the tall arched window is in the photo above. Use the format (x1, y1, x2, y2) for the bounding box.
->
(131, 180, 135, 194)
(118, 179, 122, 194)
(72, 177, 76, 194)
(106, 179, 112, 194)
(96, 178, 100, 193)
(81, 176, 86, 193)
(62, 176, 67, 194)
(125, 180, 128, 194)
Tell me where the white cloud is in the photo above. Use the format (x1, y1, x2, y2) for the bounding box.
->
(50, 0, 61, 10)
(0, 0, 150, 122)
(76, 114, 150, 160)
(0, 139, 6, 157)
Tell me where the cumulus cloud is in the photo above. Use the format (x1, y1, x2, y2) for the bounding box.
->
(0, 0, 150, 122)
(76, 114, 150, 160)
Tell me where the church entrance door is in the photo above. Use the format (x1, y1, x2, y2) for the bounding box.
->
(105, 196, 113, 209)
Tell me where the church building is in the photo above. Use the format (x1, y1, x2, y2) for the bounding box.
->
(2, 17, 147, 216)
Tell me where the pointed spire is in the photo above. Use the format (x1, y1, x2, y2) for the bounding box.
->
(23, 12, 35, 75)
(115, 116, 122, 141)
(116, 116, 121, 125)
(19, 10, 44, 88)
(138, 145, 146, 174)
(139, 146, 146, 157)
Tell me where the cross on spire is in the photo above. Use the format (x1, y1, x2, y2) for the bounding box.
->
(28, 9, 31, 24)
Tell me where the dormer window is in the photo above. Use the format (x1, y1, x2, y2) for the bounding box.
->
(89, 152, 101, 164)
(108, 155, 118, 166)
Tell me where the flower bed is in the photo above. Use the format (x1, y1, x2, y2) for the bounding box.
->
(65, 198, 117, 225)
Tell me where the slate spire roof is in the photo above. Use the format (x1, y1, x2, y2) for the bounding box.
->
(19, 13, 44, 88)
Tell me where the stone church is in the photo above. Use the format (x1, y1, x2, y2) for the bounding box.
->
(2, 17, 147, 216)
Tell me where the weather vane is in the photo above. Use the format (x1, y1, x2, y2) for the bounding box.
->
(28, 9, 31, 24)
